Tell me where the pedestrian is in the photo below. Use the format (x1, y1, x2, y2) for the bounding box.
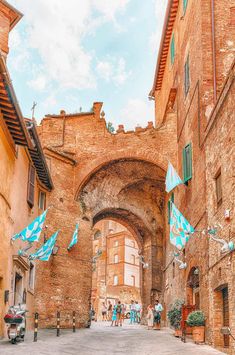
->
(121, 303, 126, 323)
(111, 304, 117, 327)
(135, 301, 141, 323)
(107, 301, 113, 321)
(129, 300, 136, 324)
(116, 300, 123, 326)
(147, 304, 154, 330)
(153, 299, 163, 330)
(101, 302, 107, 321)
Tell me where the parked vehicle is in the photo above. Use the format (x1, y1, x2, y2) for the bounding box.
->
(4, 305, 27, 344)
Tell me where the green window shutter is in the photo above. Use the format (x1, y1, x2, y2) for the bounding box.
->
(170, 34, 175, 65)
(168, 193, 174, 224)
(183, 0, 188, 13)
(183, 143, 192, 182)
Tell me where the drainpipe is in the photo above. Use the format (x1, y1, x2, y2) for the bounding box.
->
(211, 0, 217, 103)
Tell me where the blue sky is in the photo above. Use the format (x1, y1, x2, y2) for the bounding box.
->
(8, 0, 167, 131)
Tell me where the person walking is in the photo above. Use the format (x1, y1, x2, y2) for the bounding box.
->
(135, 301, 141, 323)
(153, 299, 163, 330)
(129, 300, 136, 324)
(121, 303, 126, 323)
(107, 301, 113, 321)
(101, 302, 107, 321)
(147, 304, 154, 330)
(111, 304, 117, 327)
(116, 301, 123, 326)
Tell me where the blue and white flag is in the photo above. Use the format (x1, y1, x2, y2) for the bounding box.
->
(12, 210, 48, 243)
(67, 223, 79, 251)
(165, 162, 183, 193)
(29, 230, 59, 261)
(170, 202, 194, 250)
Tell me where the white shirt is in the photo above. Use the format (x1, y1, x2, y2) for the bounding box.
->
(155, 303, 163, 312)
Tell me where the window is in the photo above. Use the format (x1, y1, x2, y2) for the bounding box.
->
(183, 0, 188, 13)
(184, 55, 190, 96)
(131, 254, 135, 264)
(29, 262, 35, 290)
(131, 275, 135, 287)
(27, 164, 35, 208)
(182, 143, 192, 183)
(170, 34, 175, 65)
(167, 193, 174, 224)
(114, 240, 118, 247)
(14, 273, 23, 305)
(113, 275, 118, 285)
(38, 191, 46, 210)
(114, 254, 119, 264)
(215, 170, 222, 205)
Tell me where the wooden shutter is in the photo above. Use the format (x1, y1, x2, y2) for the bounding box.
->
(215, 171, 222, 204)
(168, 193, 174, 224)
(170, 34, 175, 65)
(222, 287, 229, 347)
(183, 143, 192, 182)
(27, 164, 35, 208)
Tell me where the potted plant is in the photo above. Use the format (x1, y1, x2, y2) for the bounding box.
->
(167, 299, 184, 337)
(186, 310, 205, 343)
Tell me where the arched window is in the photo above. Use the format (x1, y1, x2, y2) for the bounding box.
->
(114, 275, 118, 285)
(131, 254, 135, 264)
(114, 254, 119, 264)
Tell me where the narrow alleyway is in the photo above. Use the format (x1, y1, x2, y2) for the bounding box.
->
(0, 322, 225, 355)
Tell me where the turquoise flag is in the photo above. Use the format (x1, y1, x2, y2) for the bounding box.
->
(165, 162, 183, 193)
(170, 202, 194, 250)
(12, 210, 48, 242)
(67, 224, 79, 251)
(29, 231, 59, 261)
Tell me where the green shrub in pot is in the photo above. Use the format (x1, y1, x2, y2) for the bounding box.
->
(186, 310, 205, 327)
(167, 299, 184, 330)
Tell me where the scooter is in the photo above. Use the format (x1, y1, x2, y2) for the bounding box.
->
(4, 305, 27, 344)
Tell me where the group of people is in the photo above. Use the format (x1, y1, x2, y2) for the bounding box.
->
(146, 300, 163, 330)
(99, 299, 163, 330)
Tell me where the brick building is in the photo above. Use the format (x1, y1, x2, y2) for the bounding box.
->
(149, 0, 235, 352)
(0, 0, 52, 338)
(92, 220, 141, 319)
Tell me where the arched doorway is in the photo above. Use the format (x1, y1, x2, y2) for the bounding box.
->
(91, 219, 142, 321)
(186, 267, 200, 309)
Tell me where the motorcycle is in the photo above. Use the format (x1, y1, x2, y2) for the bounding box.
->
(4, 305, 27, 344)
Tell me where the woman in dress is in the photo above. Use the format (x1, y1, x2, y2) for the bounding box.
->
(111, 304, 117, 326)
(147, 304, 154, 330)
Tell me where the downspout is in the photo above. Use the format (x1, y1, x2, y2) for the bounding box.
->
(211, 0, 217, 103)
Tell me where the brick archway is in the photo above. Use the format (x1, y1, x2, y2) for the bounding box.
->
(74, 149, 168, 200)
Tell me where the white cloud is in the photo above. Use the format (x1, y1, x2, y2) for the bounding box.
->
(149, 0, 168, 54)
(119, 98, 155, 131)
(9, 0, 130, 91)
(96, 57, 130, 85)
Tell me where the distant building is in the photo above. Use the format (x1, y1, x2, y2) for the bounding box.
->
(92, 220, 141, 319)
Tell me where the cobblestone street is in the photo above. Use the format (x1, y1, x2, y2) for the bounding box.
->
(0, 322, 225, 355)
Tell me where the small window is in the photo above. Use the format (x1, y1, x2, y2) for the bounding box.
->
(114, 240, 118, 247)
(131, 275, 135, 287)
(131, 254, 135, 264)
(168, 193, 174, 224)
(183, 143, 192, 183)
(183, 0, 188, 13)
(170, 34, 175, 65)
(215, 170, 222, 205)
(27, 164, 35, 208)
(114, 275, 118, 286)
(114, 254, 119, 264)
(29, 262, 35, 290)
(184, 55, 190, 97)
(38, 191, 46, 210)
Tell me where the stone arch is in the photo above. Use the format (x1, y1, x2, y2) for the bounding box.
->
(74, 149, 168, 200)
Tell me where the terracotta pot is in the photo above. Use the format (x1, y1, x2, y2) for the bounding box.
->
(192, 326, 205, 343)
(174, 329, 182, 337)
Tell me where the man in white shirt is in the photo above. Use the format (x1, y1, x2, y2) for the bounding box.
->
(154, 300, 163, 330)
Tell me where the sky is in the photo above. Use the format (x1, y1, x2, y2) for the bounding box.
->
(8, 0, 168, 131)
